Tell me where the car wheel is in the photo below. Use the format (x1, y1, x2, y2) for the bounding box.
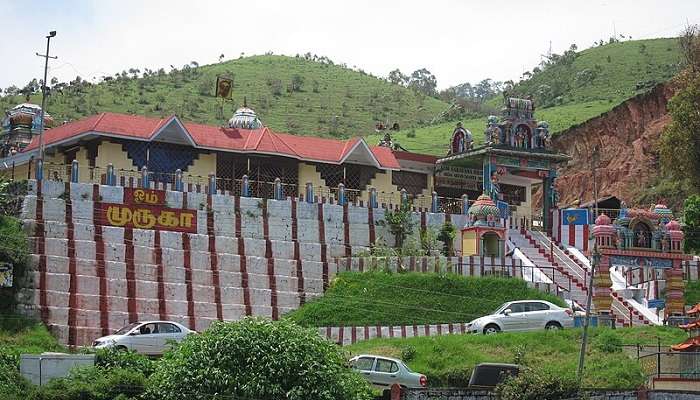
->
(483, 324, 500, 335)
(545, 322, 562, 331)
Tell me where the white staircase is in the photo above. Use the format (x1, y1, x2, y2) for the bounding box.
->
(508, 229, 588, 306)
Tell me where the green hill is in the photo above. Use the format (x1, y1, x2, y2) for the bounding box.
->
(380, 38, 682, 155)
(284, 271, 564, 327)
(0, 55, 449, 138)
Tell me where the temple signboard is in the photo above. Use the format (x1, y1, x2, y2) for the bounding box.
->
(434, 165, 482, 190)
(100, 187, 197, 232)
(100, 204, 197, 232)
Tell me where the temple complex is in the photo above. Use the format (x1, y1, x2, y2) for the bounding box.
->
(435, 97, 570, 231)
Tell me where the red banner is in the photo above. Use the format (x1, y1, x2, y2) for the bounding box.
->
(100, 203, 197, 233)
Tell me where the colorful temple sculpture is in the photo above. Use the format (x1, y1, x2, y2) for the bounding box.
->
(436, 97, 569, 231)
(461, 194, 506, 257)
(1, 102, 55, 157)
(592, 204, 689, 317)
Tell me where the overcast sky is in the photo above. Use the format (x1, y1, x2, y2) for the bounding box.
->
(0, 0, 697, 90)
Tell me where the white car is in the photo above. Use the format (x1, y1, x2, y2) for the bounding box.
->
(467, 300, 574, 334)
(92, 321, 194, 355)
(350, 354, 427, 391)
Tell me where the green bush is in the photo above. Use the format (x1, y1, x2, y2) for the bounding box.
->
(0, 352, 33, 400)
(594, 329, 623, 353)
(146, 318, 372, 400)
(30, 367, 145, 400)
(495, 368, 580, 400)
(400, 345, 416, 361)
(95, 348, 155, 378)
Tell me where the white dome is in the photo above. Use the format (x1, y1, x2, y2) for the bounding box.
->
(228, 106, 262, 129)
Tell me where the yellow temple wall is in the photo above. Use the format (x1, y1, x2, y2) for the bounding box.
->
(298, 163, 326, 195)
(365, 170, 400, 205)
(188, 153, 216, 177)
(95, 141, 137, 172)
(462, 230, 477, 256)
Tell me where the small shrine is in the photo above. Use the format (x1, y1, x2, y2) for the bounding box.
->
(461, 194, 506, 257)
(592, 204, 690, 317)
(436, 97, 570, 231)
(1, 102, 55, 157)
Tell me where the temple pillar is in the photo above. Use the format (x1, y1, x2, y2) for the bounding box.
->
(592, 255, 613, 314)
(542, 176, 553, 234)
(665, 259, 685, 316)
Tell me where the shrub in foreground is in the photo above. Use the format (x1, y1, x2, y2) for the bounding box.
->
(495, 368, 580, 400)
(146, 318, 372, 400)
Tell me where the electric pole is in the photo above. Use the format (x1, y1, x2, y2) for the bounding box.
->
(36, 30, 57, 165)
(578, 146, 601, 379)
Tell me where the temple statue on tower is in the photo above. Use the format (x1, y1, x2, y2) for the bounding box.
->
(435, 96, 569, 232)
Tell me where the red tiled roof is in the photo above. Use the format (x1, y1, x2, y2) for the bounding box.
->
(393, 150, 439, 164)
(688, 303, 700, 315)
(23, 112, 412, 169)
(671, 337, 700, 352)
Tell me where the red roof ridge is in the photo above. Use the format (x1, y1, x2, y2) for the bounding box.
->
(267, 128, 300, 157)
(91, 112, 108, 130)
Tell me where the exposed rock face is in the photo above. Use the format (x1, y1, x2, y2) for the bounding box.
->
(550, 83, 676, 207)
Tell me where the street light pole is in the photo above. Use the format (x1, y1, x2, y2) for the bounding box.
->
(577, 146, 600, 379)
(36, 31, 57, 164)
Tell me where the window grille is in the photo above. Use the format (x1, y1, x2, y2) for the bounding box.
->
(391, 170, 428, 195)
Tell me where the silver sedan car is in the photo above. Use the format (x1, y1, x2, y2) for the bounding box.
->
(350, 354, 427, 391)
(93, 321, 195, 355)
(467, 300, 574, 334)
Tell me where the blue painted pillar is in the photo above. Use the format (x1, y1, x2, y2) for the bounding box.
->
(140, 166, 149, 188)
(35, 159, 43, 181)
(431, 191, 439, 213)
(305, 182, 314, 203)
(208, 173, 217, 195)
(106, 163, 116, 186)
(70, 160, 79, 183)
(368, 187, 378, 208)
(274, 178, 283, 200)
(462, 194, 470, 214)
(241, 175, 250, 197)
(337, 183, 346, 206)
(175, 169, 183, 191)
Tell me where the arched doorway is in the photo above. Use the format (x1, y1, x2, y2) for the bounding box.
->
(632, 221, 652, 248)
(481, 232, 501, 257)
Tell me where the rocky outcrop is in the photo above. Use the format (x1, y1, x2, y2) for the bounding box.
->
(551, 83, 677, 207)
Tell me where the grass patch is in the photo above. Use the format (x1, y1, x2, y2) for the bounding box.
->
(284, 271, 565, 327)
(346, 326, 687, 388)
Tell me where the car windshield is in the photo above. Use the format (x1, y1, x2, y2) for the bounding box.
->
(114, 322, 140, 335)
(402, 362, 413, 373)
(493, 302, 509, 314)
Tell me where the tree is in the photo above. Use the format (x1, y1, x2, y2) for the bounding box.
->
(684, 195, 700, 254)
(659, 75, 700, 190)
(146, 318, 372, 400)
(408, 68, 437, 96)
(291, 74, 305, 92)
(388, 68, 409, 86)
(379, 203, 416, 248)
(219, 53, 225, 62)
(679, 24, 700, 73)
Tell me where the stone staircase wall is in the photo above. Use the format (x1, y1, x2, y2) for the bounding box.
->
(16, 180, 475, 346)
